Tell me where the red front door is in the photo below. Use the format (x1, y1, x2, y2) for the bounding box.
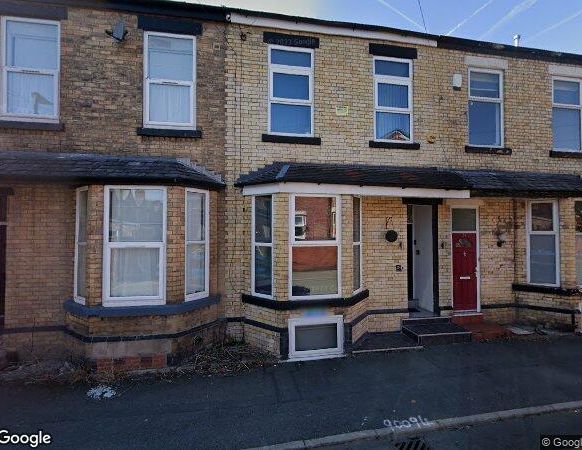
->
(452, 232, 478, 311)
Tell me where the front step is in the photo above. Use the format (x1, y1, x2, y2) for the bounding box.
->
(402, 317, 472, 346)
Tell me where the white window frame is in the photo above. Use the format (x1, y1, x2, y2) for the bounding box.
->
(526, 200, 560, 287)
(468, 68, 504, 148)
(353, 196, 363, 294)
(0, 16, 60, 122)
(251, 195, 274, 299)
(185, 188, 209, 301)
(373, 56, 413, 143)
(289, 194, 341, 300)
(103, 186, 167, 307)
(268, 44, 314, 137)
(74, 187, 88, 305)
(288, 315, 344, 360)
(552, 76, 582, 152)
(143, 31, 196, 130)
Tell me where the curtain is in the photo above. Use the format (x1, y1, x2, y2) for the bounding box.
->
(110, 189, 163, 242)
(110, 247, 160, 297)
(186, 244, 205, 294)
(186, 192, 205, 241)
(7, 72, 54, 116)
(149, 83, 190, 124)
(376, 111, 410, 140)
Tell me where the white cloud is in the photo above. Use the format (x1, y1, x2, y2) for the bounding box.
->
(479, 0, 538, 39)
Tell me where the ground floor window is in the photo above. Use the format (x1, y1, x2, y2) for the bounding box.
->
(74, 187, 88, 303)
(185, 189, 209, 300)
(252, 195, 273, 297)
(576, 201, 582, 286)
(527, 200, 559, 286)
(288, 315, 344, 360)
(290, 195, 340, 299)
(104, 186, 166, 306)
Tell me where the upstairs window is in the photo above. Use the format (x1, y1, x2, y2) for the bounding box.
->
(1, 17, 60, 120)
(144, 32, 195, 129)
(468, 69, 503, 147)
(374, 57, 413, 142)
(268, 46, 313, 136)
(553, 79, 582, 151)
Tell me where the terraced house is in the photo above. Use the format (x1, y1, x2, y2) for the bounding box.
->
(2, 0, 582, 369)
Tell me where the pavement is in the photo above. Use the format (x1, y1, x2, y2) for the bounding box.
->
(2, 336, 582, 449)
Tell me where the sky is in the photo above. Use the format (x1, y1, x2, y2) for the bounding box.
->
(181, 0, 582, 54)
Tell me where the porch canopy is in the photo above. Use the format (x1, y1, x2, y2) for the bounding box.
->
(0, 151, 225, 189)
(236, 162, 582, 198)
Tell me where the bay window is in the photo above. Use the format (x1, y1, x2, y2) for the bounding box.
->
(252, 195, 273, 297)
(291, 195, 340, 299)
(268, 46, 313, 136)
(353, 197, 362, 292)
(1, 17, 60, 120)
(374, 57, 413, 142)
(468, 69, 503, 147)
(527, 201, 559, 286)
(185, 189, 209, 300)
(144, 31, 195, 129)
(74, 187, 88, 304)
(104, 187, 166, 306)
(553, 79, 582, 151)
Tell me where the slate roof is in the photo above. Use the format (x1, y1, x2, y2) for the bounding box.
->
(235, 162, 582, 197)
(0, 151, 224, 189)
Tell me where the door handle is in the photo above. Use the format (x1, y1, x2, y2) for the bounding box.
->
(459, 276, 471, 280)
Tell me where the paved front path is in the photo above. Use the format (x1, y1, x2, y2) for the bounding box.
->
(2, 337, 582, 449)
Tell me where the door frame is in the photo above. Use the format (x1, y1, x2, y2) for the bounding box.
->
(450, 206, 481, 313)
(404, 199, 441, 315)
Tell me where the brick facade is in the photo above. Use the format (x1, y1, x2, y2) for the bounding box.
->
(2, 1, 582, 366)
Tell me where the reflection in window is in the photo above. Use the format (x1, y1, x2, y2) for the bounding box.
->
(253, 196, 273, 297)
(469, 70, 503, 146)
(291, 196, 339, 298)
(528, 201, 558, 285)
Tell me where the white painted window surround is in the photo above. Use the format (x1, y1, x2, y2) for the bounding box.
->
(464, 55, 508, 70)
(1, 17, 60, 122)
(527, 200, 560, 287)
(103, 186, 167, 307)
(288, 315, 344, 360)
(185, 189, 209, 301)
(143, 31, 196, 130)
(74, 187, 88, 304)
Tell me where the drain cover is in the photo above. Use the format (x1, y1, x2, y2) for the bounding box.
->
(394, 437, 431, 450)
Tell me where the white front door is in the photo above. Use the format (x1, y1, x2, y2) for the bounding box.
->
(413, 205, 434, 312)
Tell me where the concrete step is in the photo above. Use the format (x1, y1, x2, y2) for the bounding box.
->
(402, 321, 472, 346)
(402, 316, 451, 326)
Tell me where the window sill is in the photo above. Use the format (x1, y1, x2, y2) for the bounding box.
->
(369, 141, 420, 150)
(0, 120, 64, 131)
(512, 283, 580, 296)
(262, 134, 321, 145)
(465, 145, 512, 155)
(137, 127, 202, 138)
(241, 289, 369, 310)
(64, 295, 220, 318)
(549, 150, 582, 159)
